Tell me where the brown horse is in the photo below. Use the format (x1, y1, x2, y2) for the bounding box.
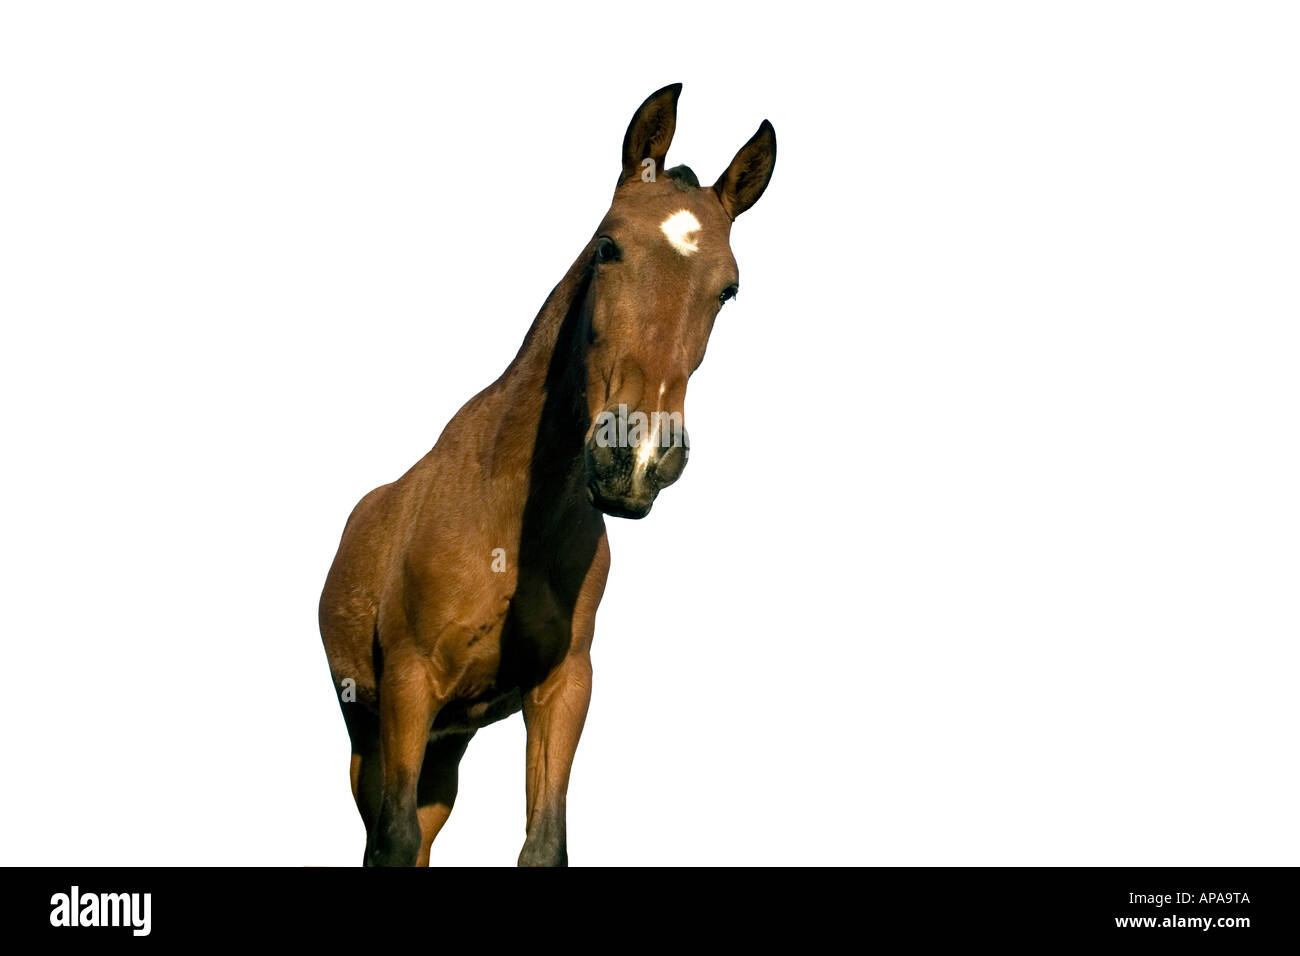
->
(318, 84, 776, 866)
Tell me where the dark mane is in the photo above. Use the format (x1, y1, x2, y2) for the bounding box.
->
(665, 165, 699, 189)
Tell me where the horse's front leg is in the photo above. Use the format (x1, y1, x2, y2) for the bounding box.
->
(365, 644, 440, 867)
(518, 648, 593, 867)
(517, 534, 608, 867)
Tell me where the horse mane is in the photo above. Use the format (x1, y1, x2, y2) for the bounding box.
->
(665, 165, 699, 189)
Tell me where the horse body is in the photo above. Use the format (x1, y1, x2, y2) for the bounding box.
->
(319, 84, 775, 866)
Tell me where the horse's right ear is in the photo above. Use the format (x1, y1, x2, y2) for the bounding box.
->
(620, 83, 682, 185)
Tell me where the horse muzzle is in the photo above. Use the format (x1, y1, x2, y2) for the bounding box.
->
(584, 422, 689, 520)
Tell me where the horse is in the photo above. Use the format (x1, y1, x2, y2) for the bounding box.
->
(318, 83, 776, 866)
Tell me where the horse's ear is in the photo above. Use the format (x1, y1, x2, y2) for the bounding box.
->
(620, 83, 682, 185)
(713, 120, 777, 220)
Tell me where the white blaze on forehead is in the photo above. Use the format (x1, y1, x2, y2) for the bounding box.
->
(660, 209, 702, 257)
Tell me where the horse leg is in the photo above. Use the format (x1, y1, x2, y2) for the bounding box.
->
(365, 650, 439, 867)
(414, 731, 473, 866)
(516, 535, 608, 867)
(517, 648, 593, 867)
(342, 702, 382, 848)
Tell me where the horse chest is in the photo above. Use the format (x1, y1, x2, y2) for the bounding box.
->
(497, 580, 575, 688)
(424, 577, 573, 733)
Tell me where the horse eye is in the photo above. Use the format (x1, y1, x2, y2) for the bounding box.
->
(595, 237, 621, 263)
(719, 284, 739, 304)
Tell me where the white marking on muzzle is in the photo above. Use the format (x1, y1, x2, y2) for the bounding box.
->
(636, 382, 668, 470)
(635, 437, 656, 467)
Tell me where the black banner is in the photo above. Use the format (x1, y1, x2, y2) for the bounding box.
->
(7, 867, 1293, 944)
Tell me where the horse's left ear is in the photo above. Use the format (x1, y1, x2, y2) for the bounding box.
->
(620, 83, 682, 185)
(714, 120, 777, 220)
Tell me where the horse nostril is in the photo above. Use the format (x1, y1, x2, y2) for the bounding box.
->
(588, 438, 617, 470)
(654, 442, 688, 486)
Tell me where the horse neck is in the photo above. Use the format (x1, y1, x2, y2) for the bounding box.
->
(489, 255, 595, 520)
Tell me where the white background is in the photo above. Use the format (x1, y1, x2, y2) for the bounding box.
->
(2, 2, 1297, 866)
